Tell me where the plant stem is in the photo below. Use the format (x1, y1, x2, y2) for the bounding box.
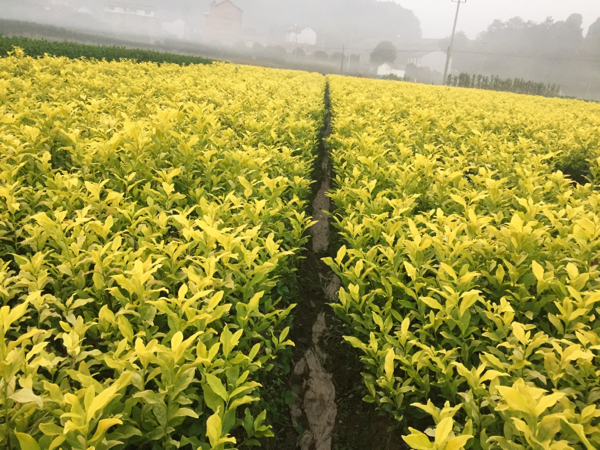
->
(4, 380, 11, 450)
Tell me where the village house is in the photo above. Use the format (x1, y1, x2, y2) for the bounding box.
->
(40, 0, 71, 11)
(284, 25, 317, 53)
(377, 62, 405, 78)
(162, 19, 186, 40)
(104, 1, 161, 37)
(204, 0, 243, 45)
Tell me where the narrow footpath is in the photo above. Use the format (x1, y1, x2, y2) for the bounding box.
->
(288, 83, 340, 450)
(265, 82, 407, 450)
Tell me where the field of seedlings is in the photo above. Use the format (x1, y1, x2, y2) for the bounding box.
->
(2, 48, 600, 450)
(0, 51, 325, 449)
(326, 76, 600, 449)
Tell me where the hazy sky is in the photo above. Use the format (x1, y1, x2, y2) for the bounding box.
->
(396, 0, 600, 39)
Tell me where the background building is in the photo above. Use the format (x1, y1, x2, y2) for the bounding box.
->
(377, 62, 405, 78)
(285, 25, 317, 53)
(162, 19, 186, 40)
(104, 1, 161, 37)
(204, 0, 242, 45)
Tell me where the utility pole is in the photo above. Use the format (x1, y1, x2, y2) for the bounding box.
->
(340, 45, 345, 75)
(443, 0, 467, 85)
(346, 31, 355, 73)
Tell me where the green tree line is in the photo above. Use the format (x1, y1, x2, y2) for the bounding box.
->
(445, 14, 600, 99)
(447, 73, 561, 97)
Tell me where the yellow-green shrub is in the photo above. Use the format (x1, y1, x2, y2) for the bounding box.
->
(0, 52, 325, 449)
(325, 76, 600, 450)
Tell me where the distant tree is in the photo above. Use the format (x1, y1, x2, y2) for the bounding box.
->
(263, 45, 287, 61)
(251, 42, 264, 54)
(233, 41, 248, 52)
(405, 63, 418, 79)
(330, 51, 347, 65)
(311, 50, 329, 62)
(292, 47, 306, 59)
(584, 17, 600, 57)
(460, 14, 585, 94)
(438, 31, 470, 53)
(587, 17, 600, 43)
(566, 13, 584, 30)
(370, 41, 396, 66)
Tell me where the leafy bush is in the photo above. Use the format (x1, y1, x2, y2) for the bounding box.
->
(553, 147, 593, 185)
(0, 35, 213, 65)
(326, 75, 600, 449)
(0, 52, 325, 449)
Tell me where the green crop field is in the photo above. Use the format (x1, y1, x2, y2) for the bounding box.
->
(1, 47, 599, 450)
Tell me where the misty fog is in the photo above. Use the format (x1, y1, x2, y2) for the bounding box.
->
(2, 0, 600, 100)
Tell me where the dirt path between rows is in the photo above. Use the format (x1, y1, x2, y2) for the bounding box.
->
(263, 82, 406, 450)
(288, 82, 339, 450)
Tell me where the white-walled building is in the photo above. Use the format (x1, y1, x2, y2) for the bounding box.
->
(41, 0, 71, 10)
(104, 2, 161, 36)
(285, 25, 317, 52)
(285, 26, 317, 46)
(105, 2, 158, 18)
(377, 62, 405, 78)
(162, 19, 186, 39)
